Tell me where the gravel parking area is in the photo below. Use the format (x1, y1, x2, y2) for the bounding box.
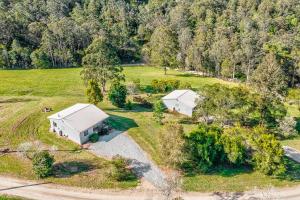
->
(89, 131, 166, 189)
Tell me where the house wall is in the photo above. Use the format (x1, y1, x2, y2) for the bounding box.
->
(79, 122, 104, 144)
(162, 99, 193, 117)
(49, 119, 81, 144)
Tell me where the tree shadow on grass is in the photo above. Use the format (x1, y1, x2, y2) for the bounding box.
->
(107, 114, 139, 132)
(105, 104, 152, 113)
(53, 161, 94, 178)
(184, 165, 253, 178)
(0, 97, 38, 103)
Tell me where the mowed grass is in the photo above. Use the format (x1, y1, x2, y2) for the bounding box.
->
(0, 66, 300, 192)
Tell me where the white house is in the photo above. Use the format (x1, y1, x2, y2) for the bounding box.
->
(47, 103, 109, 145)
(162, 90, 201, 117)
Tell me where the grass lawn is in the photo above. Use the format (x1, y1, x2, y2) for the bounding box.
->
(0, 195, 29, 200)
(0, 66, 300, 192)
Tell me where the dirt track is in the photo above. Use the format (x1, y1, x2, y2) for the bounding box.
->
(2, 176, 300, 200)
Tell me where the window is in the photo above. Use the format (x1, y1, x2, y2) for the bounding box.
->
(83, 130, 89, 136)
(53, 122, 57, 127)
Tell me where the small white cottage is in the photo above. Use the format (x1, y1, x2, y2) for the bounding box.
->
(47, 103, 109, 145)
(162, 90, 201, 117)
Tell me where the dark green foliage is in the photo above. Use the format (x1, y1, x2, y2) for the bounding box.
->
(108, 81, 128, 108)
(89, 133, 99, 143)
(32, 151, 55, 178)
(125, 100, 133, 110)
(0, 0, 299, 88)
(86, 80, 103, 105)
(184, 124, 286, 176)
(110, 156, 137, 181)
(184, 124, 225, 172)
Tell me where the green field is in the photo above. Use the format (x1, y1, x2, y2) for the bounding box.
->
(0, 66, 300, 192)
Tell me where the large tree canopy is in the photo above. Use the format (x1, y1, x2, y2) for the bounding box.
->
(0, 0, 299, 86)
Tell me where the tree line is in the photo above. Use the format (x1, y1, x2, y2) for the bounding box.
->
(0, 0, 299, 86)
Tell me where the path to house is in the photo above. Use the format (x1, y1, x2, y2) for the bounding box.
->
(283, 146, 300, 163)
(2, 176, 300, 200)
(89, 130, 167, 189)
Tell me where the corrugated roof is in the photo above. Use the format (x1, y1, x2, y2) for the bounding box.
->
(162, 90, 201, 109)
(48, 104, 109, 132)
(162, 90, 190, 100)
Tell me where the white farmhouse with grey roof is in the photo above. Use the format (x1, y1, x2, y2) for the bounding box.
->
(47, 103, 109, 145)
(162, 90, 201, 117)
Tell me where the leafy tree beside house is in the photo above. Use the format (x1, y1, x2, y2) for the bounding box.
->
(32, 151, 55, 178)
(81, 36, 124, 93)
(108, 81, 127, 108)
(86, 80, 103, 105)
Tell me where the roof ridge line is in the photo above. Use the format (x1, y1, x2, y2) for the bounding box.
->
(175, 90, 190, 100)
(59, 104, 91, 119)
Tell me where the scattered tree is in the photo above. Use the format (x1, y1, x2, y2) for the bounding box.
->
(108, 81, 127, 108)
(32, 151, 55, 178)
(153, 100, 165, 124)
(86, 80, 103, 105)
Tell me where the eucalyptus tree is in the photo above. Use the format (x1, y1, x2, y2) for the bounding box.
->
(81, 36, 123, 93)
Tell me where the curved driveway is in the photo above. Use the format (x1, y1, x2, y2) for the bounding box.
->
(89, 131, 166, 189)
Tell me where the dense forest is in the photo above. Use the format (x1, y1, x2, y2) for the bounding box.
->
(0, 0, 299, 86)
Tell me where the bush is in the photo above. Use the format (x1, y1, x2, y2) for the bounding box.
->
(249, 127, 286, 176)
(89, 133, 99, 143)
(184, 123, 225, 172)
(276, 117, 298, 138)
(153, 100, 165, 124)
(108, 81, 127, 108)
(151, 79, 180, 93)
(221, 125, 248, 165)
(132, 96, 153, 108)
(179, 82, 192, 89)
(125, 100, 133, 110)
(32, 151, 54, 178)
(110, 156, 136, 181)
(159, 122, 185, 167)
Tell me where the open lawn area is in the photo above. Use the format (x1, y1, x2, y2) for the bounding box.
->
(0, 66, 300, 192)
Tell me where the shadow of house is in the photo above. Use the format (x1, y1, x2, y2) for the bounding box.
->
(105, 104, 153, 113)
(53, 161, 94, 178)
(107, 114, 138, 132)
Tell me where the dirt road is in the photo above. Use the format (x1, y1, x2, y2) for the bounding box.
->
(2, 176, 300, 200)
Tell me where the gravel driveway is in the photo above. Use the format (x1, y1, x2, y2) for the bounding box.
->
(89, 131, 166, 189)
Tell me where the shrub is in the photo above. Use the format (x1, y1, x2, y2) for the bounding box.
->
(125, 100, 133, 110)
(249, 127, 286, 176)
(153, 100, 165, 124)
(151, 79, 181, 93)
(159, 122, 185, 167)
(89, 133, 99, 143)
(110, 156, 136, 181)
(221, 125, 248, 165)
(184, 123, 225, 172)
(32, 151, 54, 178)
(276, 117, 298, 138)
(133, 96, 152, 108)
(108, 81, 127, 108)
(179, 82, 192, 89)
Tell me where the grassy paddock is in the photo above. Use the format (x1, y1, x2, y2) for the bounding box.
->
(0, 66, 300, 192)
